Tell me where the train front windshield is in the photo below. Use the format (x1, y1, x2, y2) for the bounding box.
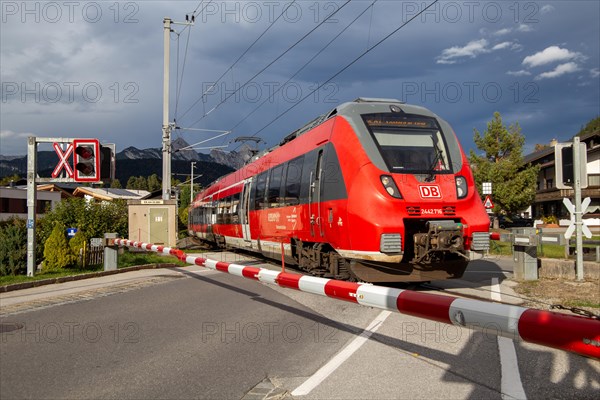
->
(362, 113, 451, 174)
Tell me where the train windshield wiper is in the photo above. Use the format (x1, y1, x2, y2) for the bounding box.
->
(425, 147, 443, 182)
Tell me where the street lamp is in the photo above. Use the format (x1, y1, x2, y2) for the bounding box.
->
(190, 161, 197, 204)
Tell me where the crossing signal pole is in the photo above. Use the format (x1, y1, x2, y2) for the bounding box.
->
(555, 137, 589, 281)
(26, 137, 115, 276)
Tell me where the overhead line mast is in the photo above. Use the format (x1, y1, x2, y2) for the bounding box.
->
(162, 16, 194, 200)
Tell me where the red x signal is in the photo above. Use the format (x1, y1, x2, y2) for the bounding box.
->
(51, 142, 74, 178)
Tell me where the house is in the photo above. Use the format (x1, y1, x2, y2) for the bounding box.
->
(523, 131, 600, 226)
(0, 186, 61, 221)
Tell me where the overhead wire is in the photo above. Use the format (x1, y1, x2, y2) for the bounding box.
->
(174, 26, 192, 122)
(242, 0, 441, 142)
(177, 0, 299, 123)
(183, 0, 352, 129)
(172, 1, 212, 135)
(225, 0, 379, 146)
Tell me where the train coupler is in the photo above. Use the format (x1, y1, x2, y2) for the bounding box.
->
(413, 220, 467, 263)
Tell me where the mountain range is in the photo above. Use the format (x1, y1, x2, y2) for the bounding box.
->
(0, 138, 258, 186)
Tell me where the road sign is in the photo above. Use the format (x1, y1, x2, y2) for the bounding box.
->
(482, 182, 492, 195)
(66, 227, 77, 238)
(483, 195, 494, 209)
(563, 197, 593, 239)
(52, 142, 74, 178)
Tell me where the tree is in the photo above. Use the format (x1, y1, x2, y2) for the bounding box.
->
(126, 176, 137, 189)
(469, 112, 539, 215)
(0, 217, 27, 276)
(110, 179, 122, 188)
(135, 176, 148, 190)
(147, 174, 161, 192)
(43, 222, 75, 270)
(576, 116, 599, 137)
(69, 230, 87, 268)
(0, 174, 21, 186)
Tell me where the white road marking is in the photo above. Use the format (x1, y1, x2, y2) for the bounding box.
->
(491, 278, 527, 400)
(291, 310, 392, 397)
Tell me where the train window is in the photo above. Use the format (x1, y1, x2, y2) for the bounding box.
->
(284, 155, 303, 206)
(299, 150, 317, 203)
(362, 113, 451, 174)
(321, 143, 347, 201)
(249, 177, 257, 211)
(231, 193, 240, 224)
(267, 165, 284, 207)
(254, 172, 268, 210)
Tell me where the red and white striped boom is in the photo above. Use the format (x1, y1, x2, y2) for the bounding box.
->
(115, 239, 600, 360)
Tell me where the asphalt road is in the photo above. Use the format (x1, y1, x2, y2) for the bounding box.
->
(1, 254, 598, 399)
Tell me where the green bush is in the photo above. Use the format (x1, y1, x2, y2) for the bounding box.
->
(43, 222, 75, 271)
(0, 218, 27, 276)
(69, 230, 87, 268)
(38, 198, 128, 256)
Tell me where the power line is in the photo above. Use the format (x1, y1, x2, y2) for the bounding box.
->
(172, 1, 213, 127)
(177, 0, 298, 122)
(245, 0, 441, 143)
(174, 26, 192, 121)
(226, 0, 378, 147)
(184, 0, 352, 129)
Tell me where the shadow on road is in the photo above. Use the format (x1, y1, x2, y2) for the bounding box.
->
(177, 267, 599, 398)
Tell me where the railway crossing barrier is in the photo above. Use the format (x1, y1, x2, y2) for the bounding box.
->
(114, 239, 600, 360)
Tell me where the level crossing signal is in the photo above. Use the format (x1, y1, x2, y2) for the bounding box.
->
(73, 139, 100, 182)
(52, 139, 114, 183)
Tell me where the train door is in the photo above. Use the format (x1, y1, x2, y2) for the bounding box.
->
(309, 149, 324, 238)
(240, 179, 252, 244)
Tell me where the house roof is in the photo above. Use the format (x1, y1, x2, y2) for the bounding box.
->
(524, 130, 599, 165)
(37, 183, 79, 198)
(72, 187, 150, 201)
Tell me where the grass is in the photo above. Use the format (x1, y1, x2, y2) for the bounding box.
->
(0, 266, 103, 286)
(489, 240, 512, 256)
(563, 299, 600, 309)
(117, 251, 189, 268)
(0, 250, 189, 287)
(489, 231, 599, 259)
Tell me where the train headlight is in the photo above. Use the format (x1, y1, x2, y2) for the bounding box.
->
(380, 175, 402, 199)
(455, 176, 467, 199)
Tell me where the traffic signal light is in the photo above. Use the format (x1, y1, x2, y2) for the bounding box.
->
(73, 139, 100, 182)
(100, 144, 116, 181)
(554, 142, 588, 190)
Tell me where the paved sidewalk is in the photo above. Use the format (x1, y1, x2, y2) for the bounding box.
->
(0, 267, 195, 316)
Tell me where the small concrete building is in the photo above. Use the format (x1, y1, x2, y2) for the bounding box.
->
(127, 199, 177, 246)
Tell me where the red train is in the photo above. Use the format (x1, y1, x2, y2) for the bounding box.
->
(189, 98, 490, 282)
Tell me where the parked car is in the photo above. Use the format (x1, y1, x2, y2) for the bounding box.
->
(494, 215, 533, 229)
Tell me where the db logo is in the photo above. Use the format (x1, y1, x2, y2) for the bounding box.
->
(419, 185, 442, 199)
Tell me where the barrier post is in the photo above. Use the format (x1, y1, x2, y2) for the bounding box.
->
(103, 233, 119, 271)
(512, 228, 538, 280)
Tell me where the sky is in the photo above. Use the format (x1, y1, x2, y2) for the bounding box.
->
(1, 0, 599, 159)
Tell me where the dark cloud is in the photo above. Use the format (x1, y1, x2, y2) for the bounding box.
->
(1, 1, 598, 158)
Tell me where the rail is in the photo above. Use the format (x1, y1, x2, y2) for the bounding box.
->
(114, 239, 600, 360)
